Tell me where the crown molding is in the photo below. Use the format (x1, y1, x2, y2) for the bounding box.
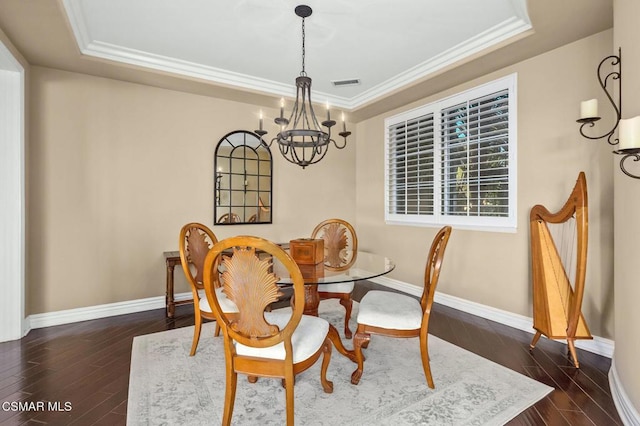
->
(348, 16, 532, 109)
(62, 0, 530, 111)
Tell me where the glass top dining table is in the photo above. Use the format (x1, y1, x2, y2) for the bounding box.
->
(273, 251, 396, 285)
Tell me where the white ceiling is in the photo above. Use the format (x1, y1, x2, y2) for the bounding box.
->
(61, 0, 531, 110)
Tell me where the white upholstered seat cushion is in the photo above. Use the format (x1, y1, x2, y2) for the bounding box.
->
(317, 280, 354, 294)
(357, 290, 423, 330)
(198, 287, 239, 313)
(235, 312, 329, 363)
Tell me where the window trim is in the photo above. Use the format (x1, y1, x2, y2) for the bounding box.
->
(384, 74, 518, 233)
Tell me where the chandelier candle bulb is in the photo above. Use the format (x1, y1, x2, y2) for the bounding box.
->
(280, 98, 284, 119)
(619, 116, 640, 150)
(259, 111, 263, 131)
(326, 101, 331, 121)
(580, 99, 598, 119)
(342, 113, 346, 132)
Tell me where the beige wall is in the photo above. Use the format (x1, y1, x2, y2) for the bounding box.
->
(613, 0, 640, 414)
(355, 30, 615, 339)
(27, 67, 356, 314)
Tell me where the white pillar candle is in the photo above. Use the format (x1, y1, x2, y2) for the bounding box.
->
(580, 99, 598, 119)
(619, 116, 640, 150)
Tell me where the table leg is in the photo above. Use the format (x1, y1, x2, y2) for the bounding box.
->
(303, 284, 320, 316)
(166, 262, 176, 318)
(327, 324, 357, 362)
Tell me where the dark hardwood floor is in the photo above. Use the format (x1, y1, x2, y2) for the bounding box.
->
(0, 282, 621, 425)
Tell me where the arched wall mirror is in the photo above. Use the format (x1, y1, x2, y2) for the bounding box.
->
(214, 131, 272, 224)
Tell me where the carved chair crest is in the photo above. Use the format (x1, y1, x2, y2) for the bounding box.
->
(321, 222, 349, 267)
(220, 247, 283, 338)
(186, 226, 214, 286)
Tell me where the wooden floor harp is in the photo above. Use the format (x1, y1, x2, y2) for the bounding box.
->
(529, 172, 592, 368)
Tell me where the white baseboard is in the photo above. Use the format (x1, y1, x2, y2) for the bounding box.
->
(369, 275, 615, 359)
(609, 359, 640, 426)
(26, 277, 615, 359)
(27, 291, 195, 330)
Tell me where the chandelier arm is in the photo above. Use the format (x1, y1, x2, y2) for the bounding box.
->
(330, 137, 347, 150)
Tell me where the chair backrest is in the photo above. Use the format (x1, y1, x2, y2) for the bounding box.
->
(421, 226, 452, 313)
(311, 218, 358, 271)
(203, 236, 306, 350)
(179, 223, 218, 291)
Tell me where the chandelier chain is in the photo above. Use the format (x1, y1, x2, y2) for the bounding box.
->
(301, 17, 306, 76)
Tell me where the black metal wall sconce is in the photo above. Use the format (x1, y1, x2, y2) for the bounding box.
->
(577, 48, 640, 179)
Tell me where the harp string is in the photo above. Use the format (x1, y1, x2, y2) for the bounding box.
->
(540, 221, 570, 322)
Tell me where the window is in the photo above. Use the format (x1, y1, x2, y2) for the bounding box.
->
(385, 74, 517, 232)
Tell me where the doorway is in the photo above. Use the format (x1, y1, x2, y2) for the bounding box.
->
(0, 40, 26, 342)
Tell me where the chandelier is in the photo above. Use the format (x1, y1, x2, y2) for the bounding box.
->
(255, 5, 350, 169)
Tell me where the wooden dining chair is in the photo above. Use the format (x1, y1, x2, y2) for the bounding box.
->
(178, 223, 238, 356)
(203, 235, 333, 426)
(311, 218, 358, 338)
(350, 226, 452, 388)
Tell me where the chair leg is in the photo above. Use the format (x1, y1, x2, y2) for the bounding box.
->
(419, 328, 434, 389)
(284, 368, 295, 426)
(351, 328, 370, 385)
(222, 366, 237, 426)
(190, 314, 203, 356)
(214, 321, 221, 337)
(339, 296, 353, 339)
(320, 338, 334, 393)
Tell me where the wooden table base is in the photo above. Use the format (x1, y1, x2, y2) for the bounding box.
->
(302, 284, 356, 363)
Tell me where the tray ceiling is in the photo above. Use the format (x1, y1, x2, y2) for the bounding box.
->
(61, 0, 531, 109)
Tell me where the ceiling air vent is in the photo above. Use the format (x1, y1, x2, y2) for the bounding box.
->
(331, 78, 361, 87)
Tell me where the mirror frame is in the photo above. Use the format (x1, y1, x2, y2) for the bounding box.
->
(214, 130, 273, 225)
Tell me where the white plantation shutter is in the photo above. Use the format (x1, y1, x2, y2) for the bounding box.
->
(440, 89, 510, 217)
(385, 75, 517, 232)
(387, 114, 434, 216)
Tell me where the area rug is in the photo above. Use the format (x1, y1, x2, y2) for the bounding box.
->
(127, 300, 552, 425)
